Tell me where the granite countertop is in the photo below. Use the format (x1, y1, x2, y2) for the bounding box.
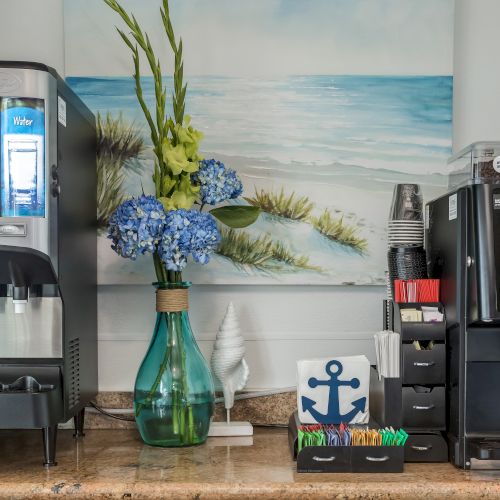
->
(1, 428, 500, 499)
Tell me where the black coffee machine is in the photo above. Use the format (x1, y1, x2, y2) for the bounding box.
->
(427, 142, 500, 469)
(0, 62, 97, 466)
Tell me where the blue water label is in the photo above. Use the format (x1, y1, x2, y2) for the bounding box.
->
(2, 104, 45, 136)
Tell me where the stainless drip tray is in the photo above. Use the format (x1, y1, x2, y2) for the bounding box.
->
(0, 367, 63, 428)
(0, 375, 55, 393)
(470, 440, 500, 461)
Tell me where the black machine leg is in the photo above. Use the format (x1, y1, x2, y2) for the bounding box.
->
(42, 426, 58, 467)
(73, 407, 86, 438)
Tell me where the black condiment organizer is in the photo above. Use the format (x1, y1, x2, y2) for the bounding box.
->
(288, 412, 404, 473)
(370, 300, 448, 462)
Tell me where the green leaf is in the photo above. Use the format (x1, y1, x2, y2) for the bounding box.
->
(210, 206, 261, 228)
(117, 28, 135, 52)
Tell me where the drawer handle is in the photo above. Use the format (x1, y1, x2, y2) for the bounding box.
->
(413, 362, 435, 367)
(412, 404, 435, 411)
(365, 456, 390, 462)
(411, 445, 433, 451)
(312, 456, 336, 462)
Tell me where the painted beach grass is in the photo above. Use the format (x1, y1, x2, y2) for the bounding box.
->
(245, 188, 314, 221)
(96, 112, 145, 228)
(245, 187, 367, 252)
(310, 209, 368, 253)
(217, 228, 322, 273)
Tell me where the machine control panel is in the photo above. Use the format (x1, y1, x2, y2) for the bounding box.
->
(0, 223, 26, 236)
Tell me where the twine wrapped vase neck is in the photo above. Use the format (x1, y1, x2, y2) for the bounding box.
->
(156, 288, 189, 312)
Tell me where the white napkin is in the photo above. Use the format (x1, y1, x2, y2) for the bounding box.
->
(297, 355, 370, 424)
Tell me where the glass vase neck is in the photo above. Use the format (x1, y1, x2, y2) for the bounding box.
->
(153, 281, 192, 290)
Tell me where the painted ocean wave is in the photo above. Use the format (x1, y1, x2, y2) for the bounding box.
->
(67, 74, 452, 175)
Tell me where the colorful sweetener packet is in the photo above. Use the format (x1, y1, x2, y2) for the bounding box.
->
(297, 424, 408, 452)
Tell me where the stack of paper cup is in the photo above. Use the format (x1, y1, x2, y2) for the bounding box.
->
(387, 184, 424, 249)
(387, 220, 424, 248)
(386, 184, 426, 307)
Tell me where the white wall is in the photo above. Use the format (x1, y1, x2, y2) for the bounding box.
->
(0, 0, 65, 75)
(2, 0, 496, 392)
(453, 0, 500, 151)
(99, 285, 382, 391)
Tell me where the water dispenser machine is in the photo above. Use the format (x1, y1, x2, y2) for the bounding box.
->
(0, 61, 97, 466)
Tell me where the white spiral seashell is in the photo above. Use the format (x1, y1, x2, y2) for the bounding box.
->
(211, 302, 249, 410)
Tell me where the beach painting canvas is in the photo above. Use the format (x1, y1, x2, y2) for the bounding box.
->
(64, 0, 454, 285)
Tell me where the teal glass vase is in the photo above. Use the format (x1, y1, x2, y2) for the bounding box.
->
(134, 282, 215, 447)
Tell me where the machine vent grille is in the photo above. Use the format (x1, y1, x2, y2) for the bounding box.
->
(68, 338, 80, 408)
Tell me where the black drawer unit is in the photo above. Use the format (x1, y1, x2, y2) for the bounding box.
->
(402, 343, 445, 385)
(404, 433, 448, 462)
(369, 300, 448, 463)
(295, 443, 404, 473)
(402, 386, 446, 430)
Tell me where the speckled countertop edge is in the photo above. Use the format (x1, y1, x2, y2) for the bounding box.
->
(1, 480, 500, 499)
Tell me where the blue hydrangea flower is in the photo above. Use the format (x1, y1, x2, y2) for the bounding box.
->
(108, 195, 166, 260)
(192, 159, 243, 205)
(187, 211, 222, 265)
(158, 209, 221, 271)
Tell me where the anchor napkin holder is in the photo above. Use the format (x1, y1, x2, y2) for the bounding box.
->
(297, 355, 370, 424)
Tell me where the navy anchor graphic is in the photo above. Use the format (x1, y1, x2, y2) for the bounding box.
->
(301, 360, 366, 424)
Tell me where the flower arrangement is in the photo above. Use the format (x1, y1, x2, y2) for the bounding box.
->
(103, 0, 259, 447)
(104, 0, 259, 282)
(107, 163, 244, 278)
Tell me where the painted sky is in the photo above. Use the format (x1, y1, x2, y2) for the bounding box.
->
(64, 0, 454, 77)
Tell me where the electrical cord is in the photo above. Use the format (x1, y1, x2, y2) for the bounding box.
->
(216, 387, 295, 404)
(89, 401, 135, 422)
(89, 402, 289, 428)
(252, 423, 288, 428)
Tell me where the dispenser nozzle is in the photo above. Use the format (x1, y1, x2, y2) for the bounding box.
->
(13, 300, 27, 314)
(8, 261, 29, 314)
